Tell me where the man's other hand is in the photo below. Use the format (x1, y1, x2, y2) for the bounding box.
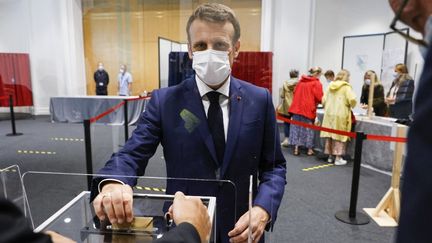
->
(93, 182, 134, 224)
(228, 206, 269, 243)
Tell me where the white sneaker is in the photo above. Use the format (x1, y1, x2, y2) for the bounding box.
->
(334, 158, 347, 166)
(281, 138, 289, 147)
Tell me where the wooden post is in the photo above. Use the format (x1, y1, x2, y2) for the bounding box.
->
(363, 124, 406, 227)
(367, 73, 375, 118)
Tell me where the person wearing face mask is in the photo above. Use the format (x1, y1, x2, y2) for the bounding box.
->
(384, 63, 415, 119)
(360, 70, 386, 116)
(288, 67, 324, 156)
(117, 64, 132, 96)
(387, 0, 432, 242)
(90, 3, 286, 243)
(93, 62, 109, 96)
(322, 70, 335, 92)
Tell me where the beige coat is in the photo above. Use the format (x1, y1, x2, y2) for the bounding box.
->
(320, 81, 357, 142)
(277, 78, 298, 116)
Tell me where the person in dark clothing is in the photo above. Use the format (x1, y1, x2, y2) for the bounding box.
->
(387, 0, 432, 242)
(0, 198, 74, 243)
(94, 62, 109, 95)
(360, 70, 387, 116)
(385, 63, 415, 119)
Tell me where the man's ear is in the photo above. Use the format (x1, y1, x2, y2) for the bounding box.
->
(188, 43, 193, 59)
(233, 40, 240, 58)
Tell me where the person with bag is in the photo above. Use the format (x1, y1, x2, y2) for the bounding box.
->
(278, 69, 299, 147)
(288, 67, 323, 156)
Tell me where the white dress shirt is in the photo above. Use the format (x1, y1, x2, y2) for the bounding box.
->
(195, 75, 230, 141)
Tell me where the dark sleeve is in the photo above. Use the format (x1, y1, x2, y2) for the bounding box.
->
(0, 198, 52, 243)
(94, 71, 97, 83)
(396, 79, 415, 103)
(154, 222, 200, 243)
(106, 71, 109, 84)
(360, 85, 367, 104)
(91, 90, 162, 200)
(372, 85, 385, 107)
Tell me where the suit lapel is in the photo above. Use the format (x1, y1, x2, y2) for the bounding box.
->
(183, 78, 219, 167)
(221, 77, 244, 177)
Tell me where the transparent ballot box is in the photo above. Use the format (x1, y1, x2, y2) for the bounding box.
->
(34, 191, 215, 242)
(0, 165, 29, 218)
(21, 172, 237, 243)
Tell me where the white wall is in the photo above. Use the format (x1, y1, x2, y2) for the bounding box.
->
(262, 0, 315, 106)
(312, 0, 424, 88)
(0, 0, 86, 115)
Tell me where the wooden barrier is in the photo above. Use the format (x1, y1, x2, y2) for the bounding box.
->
(363, 124, 406, 227)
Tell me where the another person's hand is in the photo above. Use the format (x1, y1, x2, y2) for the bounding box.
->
(93, 182, 134, 224)
(45, 231, 76, 243)
(169, 191, 211, 242)
(228, 206, 269, 243)
(385, 97, 395, 105)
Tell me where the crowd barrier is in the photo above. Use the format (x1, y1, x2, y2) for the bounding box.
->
(277, 113, 406, 227)
(83, 95, 150, 190)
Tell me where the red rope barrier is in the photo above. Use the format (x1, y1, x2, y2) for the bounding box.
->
(276, 114, 407, 143)
(89, 101, 126, 123)
(277, 114, 357, 138)
(366, 134, 407, 143)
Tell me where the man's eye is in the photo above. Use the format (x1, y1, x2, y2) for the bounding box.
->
(213, 43, 229, 51)
(194, 43, 207, 51)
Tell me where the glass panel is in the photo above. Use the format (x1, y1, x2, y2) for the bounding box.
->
(22, 172, 236, 243)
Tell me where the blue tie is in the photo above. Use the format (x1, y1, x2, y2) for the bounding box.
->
(206, 91, 225, 166)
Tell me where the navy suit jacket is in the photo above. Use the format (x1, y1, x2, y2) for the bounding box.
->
(92, 76, 286, 242)
(397, 47, 432, 242)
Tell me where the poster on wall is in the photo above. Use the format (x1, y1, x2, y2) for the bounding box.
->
(342, 35, 384, 114)
(342, 29, 407, 115)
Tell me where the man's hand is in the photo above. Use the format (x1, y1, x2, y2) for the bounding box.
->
(92, 182, 134, 224)
(45, 231, 76, 243)
(169, 191, 211, 242)
(228, 206, 269, 243)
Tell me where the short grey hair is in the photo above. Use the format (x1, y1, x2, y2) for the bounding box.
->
(186, 3, 241, 45)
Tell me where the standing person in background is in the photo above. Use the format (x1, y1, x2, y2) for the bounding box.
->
(323, 70, 335, 91)
(387, 0, 432, 242)
(385, 63, 414, 119)
(118, 64, 133, 96)
(360, 70, 387, 116)
(320, 70, 357, 165)
(94, 62, 109, 96)
(278, 69, 299, 147)
(288, 67, 323, 156)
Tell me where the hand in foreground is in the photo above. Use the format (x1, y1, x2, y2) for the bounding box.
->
(228, 206, 269, 243)
(168, 191, 211, 242)
(45, 231, 76, 243)
(93, 182, 134, 224)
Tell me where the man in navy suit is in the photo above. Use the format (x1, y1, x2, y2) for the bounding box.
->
(388, 0, 432, 242)
(91, 3, 286, 243)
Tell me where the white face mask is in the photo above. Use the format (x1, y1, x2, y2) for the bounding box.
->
(365, 79, 371, 85)
(98, 66, 103, 71)
(192, 49, 231, 87)
(119, 69, 124, 73)
(419, 15, 432, 59)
